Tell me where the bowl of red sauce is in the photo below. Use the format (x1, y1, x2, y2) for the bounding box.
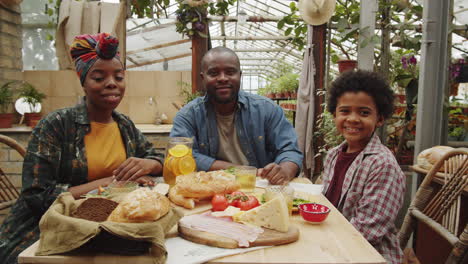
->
(298, 203, 330, 224)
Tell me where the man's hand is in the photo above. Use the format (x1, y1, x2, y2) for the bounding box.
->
(113, 157, 162, 182)
(257, 161, 299, 185)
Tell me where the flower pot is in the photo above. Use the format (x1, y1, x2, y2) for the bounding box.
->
(395, 106, 405, 115)
(395, 94, 406, 104)
(337, 60, 357, 73)
(285, 91, 292, 98)
(25, 113, 42, 128)
(0, 113, 14, 128)
(266, 93, 274, 99)
(291, 92, 297, 99)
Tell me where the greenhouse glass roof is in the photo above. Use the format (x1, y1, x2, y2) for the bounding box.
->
(126, 0, 303, 78)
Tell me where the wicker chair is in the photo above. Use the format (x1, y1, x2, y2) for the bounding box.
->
(399, 148, 468, 264)
(0, 134, 26, 210)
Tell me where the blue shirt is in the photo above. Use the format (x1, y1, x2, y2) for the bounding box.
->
(170, 91, 303, 171)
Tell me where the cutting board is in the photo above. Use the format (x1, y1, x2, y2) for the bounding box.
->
(178, 224, 299, 249)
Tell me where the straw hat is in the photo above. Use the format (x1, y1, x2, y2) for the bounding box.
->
(298, 0, 336, 26)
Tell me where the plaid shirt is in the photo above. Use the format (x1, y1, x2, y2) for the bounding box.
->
(322, 133, 405, 264)
(0, 102, 162, 264)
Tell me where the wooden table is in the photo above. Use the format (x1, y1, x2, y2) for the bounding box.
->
(18, 180, 385, 264)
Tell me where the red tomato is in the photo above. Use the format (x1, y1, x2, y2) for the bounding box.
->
(211, 194, 229, 211)
(238, 196, 260, 211)
(230, 191, 245, 196)
(227, 191, 245, 207)
(229, 197, 240, 207)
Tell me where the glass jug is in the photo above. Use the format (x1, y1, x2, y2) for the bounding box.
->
(163, 137, 196, 185)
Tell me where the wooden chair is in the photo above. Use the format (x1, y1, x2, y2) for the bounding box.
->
(398, 148, 468, 264)
(0, 134, 26, 210)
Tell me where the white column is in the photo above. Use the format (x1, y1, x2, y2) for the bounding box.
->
(357, 0, 378, 70)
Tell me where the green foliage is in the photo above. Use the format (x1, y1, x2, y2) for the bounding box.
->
(177, 81, 203, 105)
(390, 48, 419, 89)
(277, 0, 423, 57)
(277, 1, 307, 51)
(448, 98, 467, 141)
(0, 81, 15, 114)
(314, 109, 343, 156)
(448, 126, 466, 141)
(175, 0, 236, 38)
(18, 82, 46, 113)
(275, 72, 299, 92)
(257, 87, 267, 96)
(265, 60, 299, 93)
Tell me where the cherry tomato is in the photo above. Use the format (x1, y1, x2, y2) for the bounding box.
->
(211, 194, 229, 211)
(238, 196, 260, 211)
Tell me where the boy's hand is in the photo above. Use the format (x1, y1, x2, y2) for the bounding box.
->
(257, 161, 298, 185)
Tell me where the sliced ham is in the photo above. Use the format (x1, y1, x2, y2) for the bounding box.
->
(179, 212, 264, 247)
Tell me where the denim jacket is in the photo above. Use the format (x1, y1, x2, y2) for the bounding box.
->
(170, 91, 303, 171)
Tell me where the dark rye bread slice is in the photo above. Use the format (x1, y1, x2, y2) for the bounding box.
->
(71, 197, 152, 255)
(73, 197, 119, 222)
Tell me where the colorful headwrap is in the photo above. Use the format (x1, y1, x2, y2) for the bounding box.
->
(70, 33, 120, 86)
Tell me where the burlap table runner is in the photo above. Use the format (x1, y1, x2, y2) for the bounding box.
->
(36, 192, 183, 264)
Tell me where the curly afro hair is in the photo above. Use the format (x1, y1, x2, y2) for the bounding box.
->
(327, 70, 395, 119)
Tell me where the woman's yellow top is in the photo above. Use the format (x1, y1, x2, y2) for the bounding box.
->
(84, 121, 126, 181)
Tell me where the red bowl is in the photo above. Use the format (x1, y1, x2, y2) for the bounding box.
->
(298, 203, 330, 223)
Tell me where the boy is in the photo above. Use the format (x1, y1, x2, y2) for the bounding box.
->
(322, 70, 405, 264)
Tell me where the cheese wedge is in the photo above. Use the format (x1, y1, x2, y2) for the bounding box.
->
(233, 195, 290, 232)
(211, 206, 241, 217)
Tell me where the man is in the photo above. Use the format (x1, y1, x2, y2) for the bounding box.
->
(170, 47, 302, 184)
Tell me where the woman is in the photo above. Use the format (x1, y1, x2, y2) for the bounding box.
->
(0, 33, 163, 263)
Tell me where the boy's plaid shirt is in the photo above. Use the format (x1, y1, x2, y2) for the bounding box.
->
(322, 133, 405, 264)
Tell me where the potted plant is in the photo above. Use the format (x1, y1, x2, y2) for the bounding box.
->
(18, 82, 46, 128)
(337, 59, 358, 73)
(283, 73, 299, 98)
(177, 81, 203, 106)
(0, 81, 16, 128)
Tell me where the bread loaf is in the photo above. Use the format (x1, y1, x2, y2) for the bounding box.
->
(175, 171, 240, 199)
(417, 146, 454, 171)
(107, 188, 170, 223)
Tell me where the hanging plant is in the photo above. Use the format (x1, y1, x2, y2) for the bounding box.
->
(277, 1, 307, 51)
(175, 0, 236, 38)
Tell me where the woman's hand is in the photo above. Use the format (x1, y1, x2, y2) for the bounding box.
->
(135, 175, 155, 186)
(113, 157, 162, 182)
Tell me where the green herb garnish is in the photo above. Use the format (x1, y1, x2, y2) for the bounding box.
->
(293, 198, 311, 207)
(224, 167, 237, 174)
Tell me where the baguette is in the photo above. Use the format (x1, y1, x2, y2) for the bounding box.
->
(175, 171, 240, 199)
(169, 185, 195, 209)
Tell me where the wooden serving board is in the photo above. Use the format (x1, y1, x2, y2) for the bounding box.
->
(178, 225, 299, 249)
